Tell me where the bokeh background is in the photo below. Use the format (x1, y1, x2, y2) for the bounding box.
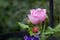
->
(0, 0, 60, 40)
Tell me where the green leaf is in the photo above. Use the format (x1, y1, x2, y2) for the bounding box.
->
(28, 27, 33, 36)
(54, 23, 60, 32)
(44, 27, 54, 35)
(17, 22, 29, 29)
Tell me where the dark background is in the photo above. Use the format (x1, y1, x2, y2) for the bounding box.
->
(0, 0, 60, 40)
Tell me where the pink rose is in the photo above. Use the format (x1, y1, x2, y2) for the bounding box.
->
(28, 8, 46, 24)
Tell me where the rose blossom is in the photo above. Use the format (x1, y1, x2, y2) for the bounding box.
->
(28, 8, 46, 24)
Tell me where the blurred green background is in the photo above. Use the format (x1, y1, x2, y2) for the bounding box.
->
(0, 0, 60, 40)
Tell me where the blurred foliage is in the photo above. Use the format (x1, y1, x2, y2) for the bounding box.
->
(0, 0, 49, 33)
(53, 0, 60, 26)
(0, 0, 60, 40)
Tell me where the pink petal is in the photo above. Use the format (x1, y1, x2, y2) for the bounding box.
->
(39, 13, 46, 23)
(35, 8, 41, 14)
(28, 15, 40, 24)
(36, 8, 41, 11)
(30, 9, 36, 15)
(41, 9, 46, 14)
(42, 9, 46, 13)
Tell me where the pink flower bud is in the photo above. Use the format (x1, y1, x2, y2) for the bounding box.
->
(28, 8, 46, 24)
(32, 26, 38, 33)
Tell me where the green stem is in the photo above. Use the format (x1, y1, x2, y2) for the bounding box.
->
(40, 21, 46, 40)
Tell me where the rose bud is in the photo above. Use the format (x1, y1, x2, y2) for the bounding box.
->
(32, 26, 38, 33)
(28, 8, 46, 24)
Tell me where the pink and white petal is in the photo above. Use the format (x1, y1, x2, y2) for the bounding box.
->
(36, 8, 41, 11)
(30, 9, 36, 15)
(28, 15, 40, 24)
(35, 8, 42, 14)
(39, 13, 46, 23)
(42, 9, 46, 13)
